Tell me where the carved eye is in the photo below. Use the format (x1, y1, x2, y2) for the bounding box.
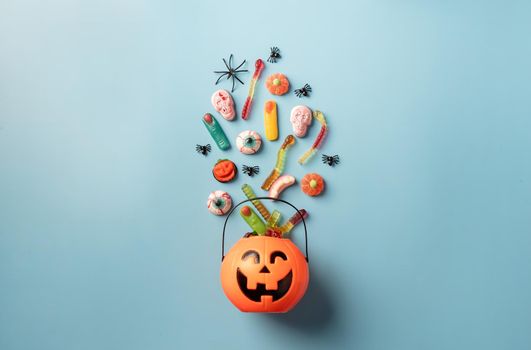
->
(242, 250, 260, 264)
(270, 251, 287, 264)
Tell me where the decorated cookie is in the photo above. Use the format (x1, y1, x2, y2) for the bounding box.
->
(213, 159, 237, 183)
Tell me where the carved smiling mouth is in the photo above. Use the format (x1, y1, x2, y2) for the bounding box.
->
(237, 268, 292, 302)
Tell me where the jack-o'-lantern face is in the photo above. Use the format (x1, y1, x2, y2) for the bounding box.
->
(221, 236, 309, 313)
(237, 249, 292, 302)
(212, 159, 237, 183)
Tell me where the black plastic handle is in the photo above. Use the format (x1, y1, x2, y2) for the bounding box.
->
(221, 197, 309, 263)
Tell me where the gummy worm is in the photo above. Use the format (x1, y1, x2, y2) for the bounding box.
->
(261, 135, 296, 191)
(241, 184, 271, 220)
(241, 59, 265, 120)
(279, 209, 308, 235)
(266, 210, 282, 228)
(298, 110, 328, 165)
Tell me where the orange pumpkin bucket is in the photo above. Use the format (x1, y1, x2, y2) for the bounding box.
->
(221, 197, 309, 313)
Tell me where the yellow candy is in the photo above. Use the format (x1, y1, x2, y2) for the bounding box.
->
(266, 210, 282, 228)
(261, 135, 295, 191)
(264, 100, 278, 141)
(241, 184, 271, 220)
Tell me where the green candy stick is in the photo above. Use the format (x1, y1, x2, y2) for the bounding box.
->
(240, 206, 266, 235)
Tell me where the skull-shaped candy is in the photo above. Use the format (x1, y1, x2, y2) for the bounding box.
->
(290, 105, 312, 137)
(211, 89, 235, 120)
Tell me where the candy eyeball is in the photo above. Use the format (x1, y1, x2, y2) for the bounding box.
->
(236, 130, 262, 155)
(211, 89, 235, 120)
(207, 190, 232, 215)
(290, 105, 312, 137)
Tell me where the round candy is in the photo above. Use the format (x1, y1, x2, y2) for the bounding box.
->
(236, 130, 262, 154)
(207, 191, 232, 215)
(301, 173, 325, 196)
(265, 73, 290, 95)
(213, 159, 237, 183)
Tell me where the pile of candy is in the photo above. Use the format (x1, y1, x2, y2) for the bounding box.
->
(199, 47, 339, 237)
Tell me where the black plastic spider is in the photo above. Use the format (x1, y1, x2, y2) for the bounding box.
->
(267, 47, 281, 63)
(196, 144, 211, 156)
(294, 83, 312, 98)
(322, 154, 340, 166)
(242, 165, 259, 176)
(214, 54, 248, 93)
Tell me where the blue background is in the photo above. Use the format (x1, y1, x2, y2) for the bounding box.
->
(1, 1, 530, 349)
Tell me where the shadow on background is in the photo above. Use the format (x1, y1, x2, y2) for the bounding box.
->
(264, 268, 345, 336)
